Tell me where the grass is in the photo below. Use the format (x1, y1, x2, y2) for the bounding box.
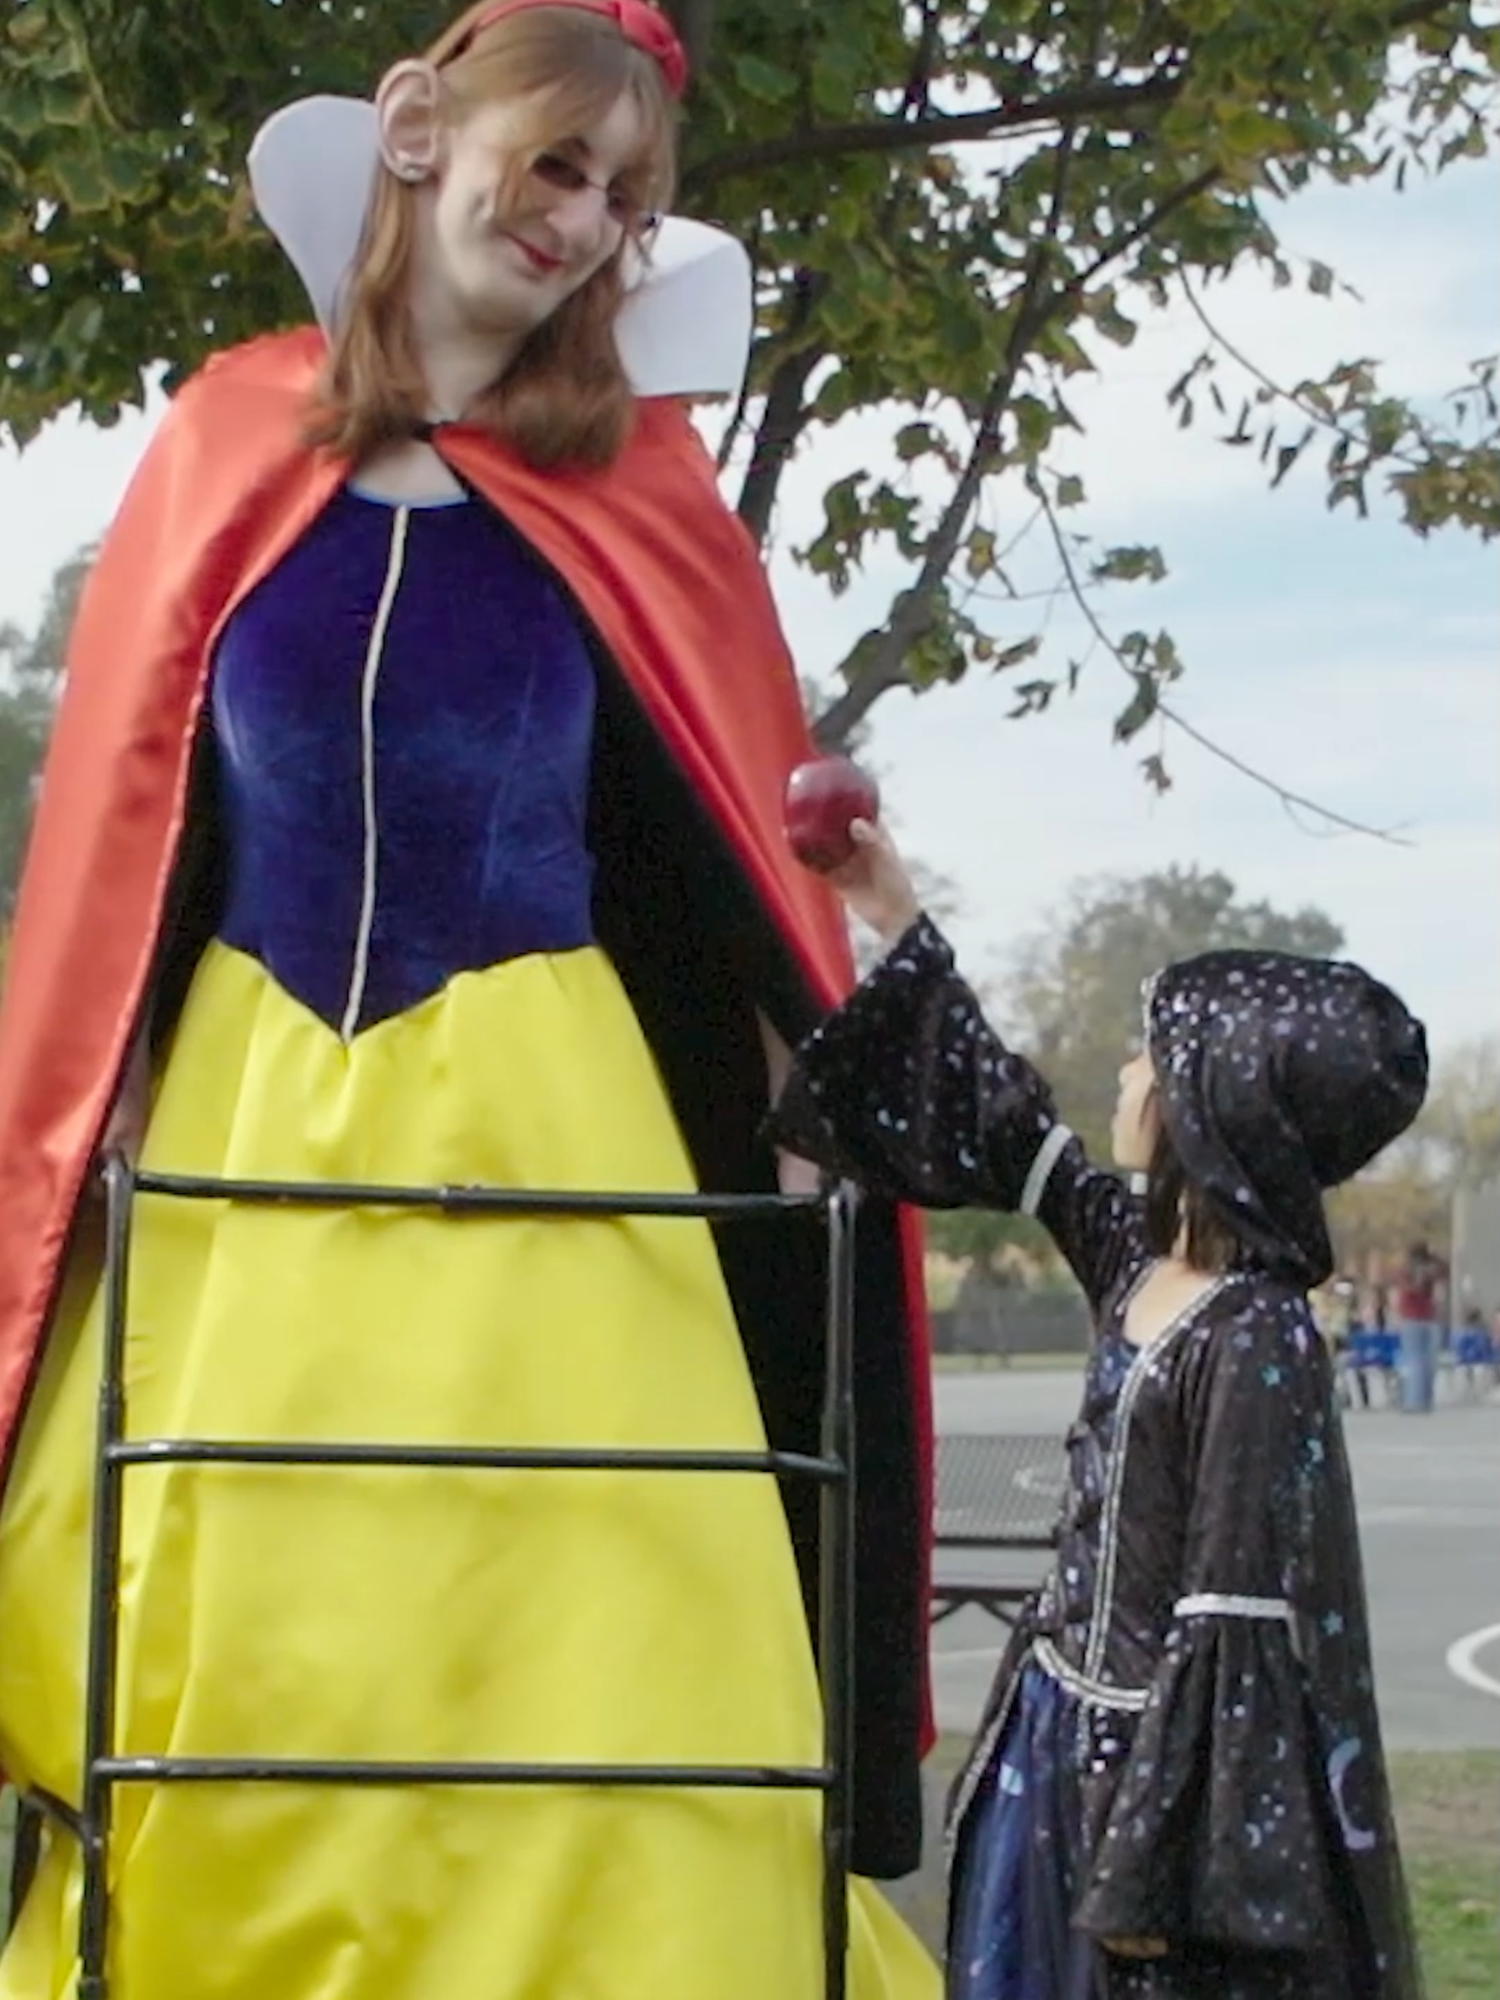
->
(0, 1753, 1493, 1990)
(887, 1744, 1499, 1996)
(1388, 1752, 1500, 1998)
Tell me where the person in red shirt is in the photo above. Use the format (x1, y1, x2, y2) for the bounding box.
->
(1391, 1240, 1448, 1412)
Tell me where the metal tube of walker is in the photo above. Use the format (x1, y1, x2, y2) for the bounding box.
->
(819, 1180, 858, 2000)
(77, 1155, 136, 1999)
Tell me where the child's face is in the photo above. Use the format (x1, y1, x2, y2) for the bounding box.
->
(1110, 1050, 1160, 1173)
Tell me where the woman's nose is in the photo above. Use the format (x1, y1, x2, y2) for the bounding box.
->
(549, 182, 613, 247)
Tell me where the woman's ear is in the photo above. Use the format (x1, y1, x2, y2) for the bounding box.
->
(375, 59, 444, 183)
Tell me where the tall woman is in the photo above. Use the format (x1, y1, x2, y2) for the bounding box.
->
(0, 7, 935, 1994)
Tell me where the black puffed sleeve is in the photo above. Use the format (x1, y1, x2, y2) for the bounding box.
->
(767, 914, 1146, 1315)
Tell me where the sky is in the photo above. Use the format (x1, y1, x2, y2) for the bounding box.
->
(1, 147, 1496, 1062)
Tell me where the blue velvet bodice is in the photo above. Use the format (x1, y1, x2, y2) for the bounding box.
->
(212, 489, 597, 1036)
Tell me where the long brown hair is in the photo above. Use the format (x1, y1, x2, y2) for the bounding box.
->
(308, 2, 678, 471)
(1142, 1108, 1246, 1273)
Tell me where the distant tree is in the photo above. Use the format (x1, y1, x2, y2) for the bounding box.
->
(1415, 1034, 1500, 1188)
(1326, 1162, 1450, 1278)
(1004, 865, 1344, 1154)
(924, 865, 1344, 1278)
(0, 546, 90, 923)
(924, 1202, 1053, 1277)
(1327, 1034, 1500, 1274)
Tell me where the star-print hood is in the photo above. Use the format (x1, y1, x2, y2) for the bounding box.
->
(1146, 950, 1429, 1287)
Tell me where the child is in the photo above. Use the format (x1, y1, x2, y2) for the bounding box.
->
(769, 820, 1426, 2000)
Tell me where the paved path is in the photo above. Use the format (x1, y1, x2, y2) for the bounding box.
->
(928, 1366, 1500, 1750)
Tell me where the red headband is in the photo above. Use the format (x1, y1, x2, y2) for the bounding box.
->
(446, 0, 689, 98)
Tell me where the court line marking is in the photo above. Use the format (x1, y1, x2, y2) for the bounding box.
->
(1445, 1621, 1500, 1701)
(941, 1626, 1500, 1694)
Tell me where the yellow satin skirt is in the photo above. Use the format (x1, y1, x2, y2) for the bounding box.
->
(0, 941, 936, 1999)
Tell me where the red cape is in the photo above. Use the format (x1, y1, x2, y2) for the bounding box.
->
(0, 327, 932, 1739)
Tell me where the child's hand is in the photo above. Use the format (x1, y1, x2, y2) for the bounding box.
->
(824, 819, 921, 945)
(1101, 1936, 1169, 1960)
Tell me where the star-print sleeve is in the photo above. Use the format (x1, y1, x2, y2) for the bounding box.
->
(1074, 1287, 1416, 1976)
(766, 914, 1146, 1315)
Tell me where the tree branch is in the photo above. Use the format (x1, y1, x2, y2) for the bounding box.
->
(900, 1, 942, 116)
(1154, 703, 1413, 843)
(1036, 485, 1413, 844)
(725, 19, 955, 508)
(712, 223, 764, 473)
(1179, 270, 1431, 471)
(810, 77, 1096, 749)
(714, 360, 754, 475)
(1069, 167, 1220, 296)
(734, 269, 828, 542)
(810, 162, 1223, 748)
(736, 343, 826, 543)
(681, 0, 1443, 203)
(1387, 0, 1475, 32)
(683, 71, 1182, 193)
(664, 0, 717, 87)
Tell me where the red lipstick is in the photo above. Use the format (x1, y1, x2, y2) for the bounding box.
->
(508, 235, 563, 275)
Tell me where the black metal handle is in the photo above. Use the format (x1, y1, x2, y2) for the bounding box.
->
(65, 1157, 860, 2000)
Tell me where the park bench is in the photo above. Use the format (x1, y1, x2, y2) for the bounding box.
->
(930, 1432, 1065, 1629)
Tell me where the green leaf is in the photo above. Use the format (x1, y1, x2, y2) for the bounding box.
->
(7, 5, 56, 49)
(1091, 545, 1167, 586)
(1008, 678, 1056, 718)
(965, 528, 996, 580)
(49, 137, 112, 212)
(1094, 301, 1138, 348)
(1327, 474, 1369, 519)
(733, 55, 798, 105)
(1034, 323, 1093, 376)
(1113, 674, 1159, 744)
(990, 635, 1042, 672)
(1139, 753, 1174, 794)
(4, 0, 1497, 746)
(1271, 440, 1302, 487)
(1012, 395, 1055, 456)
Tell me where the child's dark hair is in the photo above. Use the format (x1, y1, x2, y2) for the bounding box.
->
(1141, 1110, 1245, 1272)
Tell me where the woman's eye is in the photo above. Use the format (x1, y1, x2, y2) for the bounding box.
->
(532, 153, 585, 191)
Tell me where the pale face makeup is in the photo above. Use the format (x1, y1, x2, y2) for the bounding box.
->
(410, 89, 646, 346)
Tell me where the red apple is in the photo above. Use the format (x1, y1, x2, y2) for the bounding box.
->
(783, 755, 881, 873)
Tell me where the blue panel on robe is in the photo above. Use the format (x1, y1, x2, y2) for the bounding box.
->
(212, 489, 598, 1036)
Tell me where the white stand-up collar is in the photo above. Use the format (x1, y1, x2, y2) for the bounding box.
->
(247, 95, 753, 401)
